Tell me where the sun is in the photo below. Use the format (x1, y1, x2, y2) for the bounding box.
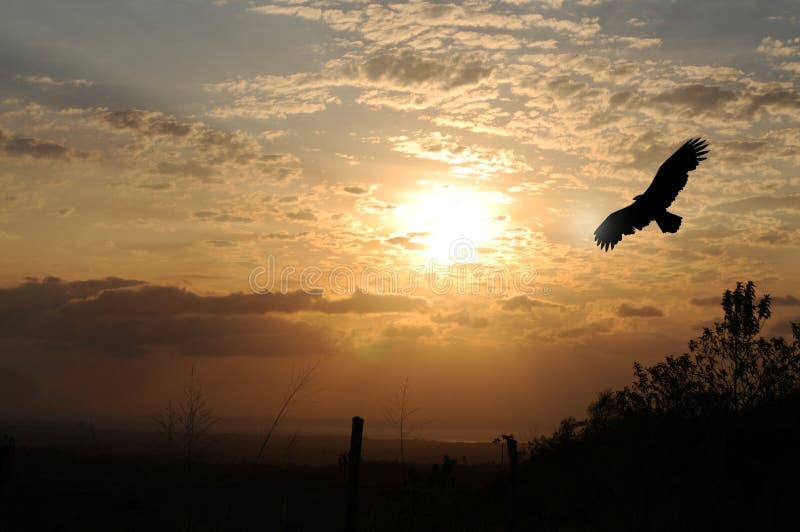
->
(396, 186, 495, 263)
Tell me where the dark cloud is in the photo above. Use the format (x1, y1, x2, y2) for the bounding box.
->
(104, 109, 192, 137)
(15, 283, 314, 319)
(648, 84, 737, 115)
(137, 182, 173, 191)
(358, 50, 492, 90)
(773, 295, 800, 306)
(315, 291, 429, 314)
(709, 195, 800, 214)
(0, 128, 87, 160)
(756, 230, 796, 245)
(343, 186, 370, 195)
(609, 91, 634, 107)
(0, 276, 144, 337)
(689, 296, 720, 306)
(559, 320, 613, 338)
(744, 87, 800, 118)
(625, 131, 690, 170)
(617, 303, 664, 318)
(547, 76, 589, 99)
(100, 109, 293, 176)
(0, 278, 429, 357)
(639, 83, 800, 122)
(48, 313, 335, 358)
(500, 295, 559, 311)
(285, 208, 317, 221)
(432, 311, 489, 328)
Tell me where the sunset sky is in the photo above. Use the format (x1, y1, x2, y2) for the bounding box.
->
(1, 0, 799, 440)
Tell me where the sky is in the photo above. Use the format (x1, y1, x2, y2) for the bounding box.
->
(1, 0, 799, 440)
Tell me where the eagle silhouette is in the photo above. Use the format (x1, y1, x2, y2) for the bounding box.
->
(594, 137, 709, 251)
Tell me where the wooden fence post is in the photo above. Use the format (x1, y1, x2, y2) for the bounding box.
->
(506, 437, 519, 531)
(345, 416, 364, 532)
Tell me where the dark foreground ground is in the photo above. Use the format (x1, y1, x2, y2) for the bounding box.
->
(4, 407, 800, 532)
(0, 442, 508, 531)
(3, 393, 800, 532)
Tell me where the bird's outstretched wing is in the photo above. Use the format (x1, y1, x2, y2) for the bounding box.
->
(594, 202, 652, 251)
(640, 137, 709, 210)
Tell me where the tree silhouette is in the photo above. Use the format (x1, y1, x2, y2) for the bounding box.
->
(618, 281, 800, 417)
(384, 377, 425, 483)
(153, 367, 219, 531)
(154, 366, 219, 477)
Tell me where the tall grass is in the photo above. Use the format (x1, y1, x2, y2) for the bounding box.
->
(255, 356, 324, 465)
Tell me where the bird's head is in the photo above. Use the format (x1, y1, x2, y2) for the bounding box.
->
(632, 194, 644, 201)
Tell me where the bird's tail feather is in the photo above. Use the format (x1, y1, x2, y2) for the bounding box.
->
(655, 211, 682, 233)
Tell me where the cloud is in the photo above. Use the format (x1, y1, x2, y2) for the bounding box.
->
(356, 49, 493, 90)
(0, 103, 302, 190)
(17, 74, 93, 87)
(383, 323, 434, 338)
(0, 128, 88, 161)
(779, 62, 800, 75)
(500, 295, 559, 311)
(617, 303, 664, 318)
(98, 109, 300, 181)
(315, 291, 429, 314)
(343, 185, 370, 195)
(154, 161, 215, 181)
(559, 320, 613, 338)
(285, 208, 318, 221)
(262, 231, 309, 240)
(431, 310, 489, 328)
(450, 30, 523, 50)
(647, 84, 738, 116)
(137, 182, 173, 191)
(601, 35, 661, 49)
(193, 210, 254, 224)
(388, 132, 530, 179)
(773, 295, 800, 306)
(104, 109, 193, 137)
(689, 296, 720, 307)
(626, 17, 649, 27)
(709, 195, 800, 214)
(757, 36, 800, 58)
(385, 235, 427, 250)
(356, 198, 397, 214)
(206, 72, 340, 119)
(0, 278, 433, 358)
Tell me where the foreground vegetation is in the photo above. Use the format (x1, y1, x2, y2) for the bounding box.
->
(523, 281, 800, 530)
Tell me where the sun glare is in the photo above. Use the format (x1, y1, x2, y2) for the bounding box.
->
(397, 187, 495, 263)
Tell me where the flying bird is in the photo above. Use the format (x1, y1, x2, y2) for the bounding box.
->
(594, 137, 709, 251)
